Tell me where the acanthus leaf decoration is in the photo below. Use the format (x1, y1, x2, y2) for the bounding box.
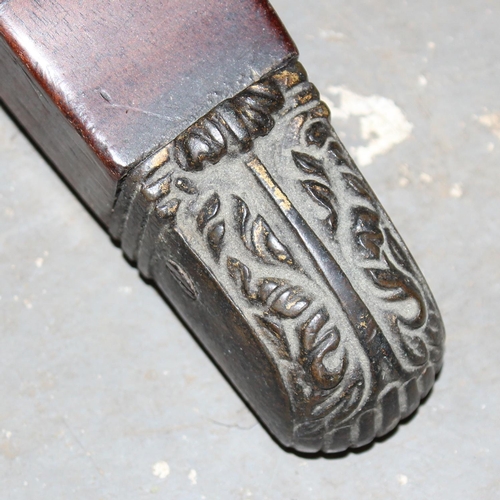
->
(174, 78, 285, 171)
(342, 172, 373, 200)
(251, 216, 295, 267)
(305, 121, 331, 148)
(227, 256, 309, 318)
(234, 195, 251, 249)
(326, 140, 350, 166)
(156, 197, 181, 219)
(175, 177, 198, 194)
(301, 180, 338, 235)
(353, 207, 384, 260)
(227, 257, 258, 303)
(366, 252, 426, 330)
(256, 315, 291, 361)
(109, 59, 445, 452)
(207, 221, 225, 261)
(270, 287, 310, 319)
(197, 193, 220, 232)
(292, 150, 328, 180)
(142, 170, 173, 202)
(175, 117, 227, 171)
(233, 196, 296, 268)
(385, 228, 412, 273)
(299, 309, 347, 391)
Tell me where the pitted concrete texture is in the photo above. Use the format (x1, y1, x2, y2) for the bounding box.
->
(1, 1, 499, 498)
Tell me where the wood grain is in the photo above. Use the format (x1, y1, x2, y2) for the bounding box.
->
(0, 0, 296, 221)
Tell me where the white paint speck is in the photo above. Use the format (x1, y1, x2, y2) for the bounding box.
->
(24, 299, 33, 309)
(478, 113, 500, 140)
(152, 461, 170, 479)
(118, 286, 133, 294)
(188, 469, 197, 485)
(449, 183, 463, 198)
(399, 177, 410, 187)
(418, 75, 428, 87)
(327, 86, 413, 166)
(35, 258, 44, 268)
(318, 29, 345, 41)
(481, 404, 486, 410)
(4, 207, 14, 218)
(2, 429, 12, 439)
(427, 41, 436, 50)
(420, 172, 433, 183)
(13, 295, 19, 302)
(397, 474, 408, 486)
(487, 142, 495, 152)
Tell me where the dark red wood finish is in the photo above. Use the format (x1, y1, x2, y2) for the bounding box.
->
(0, 0, 297, 221)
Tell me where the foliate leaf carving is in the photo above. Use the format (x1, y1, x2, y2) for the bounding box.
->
(235, 196, 296, 268)
(301, 180, 338, 234)
(299, 309, 347, 391)
(342, 172, 372, 200)
(227, 257, 256, 302)
(156, 198, 181, 219)
(301, 180, 333, 209)
(368, 267, 411, 300)
(227, 258, 308, 319)
(142, 171, 172, 201)
(367, 254, 426, 329)
(300, 308, 329, 352)
(218, 101, 252, 151)
(270, 287, 310, 318)
(175, 177, 198, 194)
(327, 140, 348, 166)
(227, 257, 282, 304)
(258, 279, 281, 302)
(111, 59, 445, 452)
(197, 193, 220, 232)
(352, 205, 429, 364)
(207, 221, 225, 261)
(234, 195, 250, 247)
(244, 80, 285, 108)
(256, 315, 291, 360)
(353, 208, 384, 259)
(251, 216, 295, 267)
(309, 327, 346, 391)
(238, 102, 275, 137)
(174, 79, 284, 171)
(175, 118, 227, 171)
(305, 121, 330, 148)
(385, 229, 411, 272)
(292, 151, 327, 180)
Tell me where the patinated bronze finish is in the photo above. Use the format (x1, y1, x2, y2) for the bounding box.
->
(0, 0, 445, 453)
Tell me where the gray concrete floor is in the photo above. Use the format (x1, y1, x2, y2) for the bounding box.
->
(1, 0, 499, 498)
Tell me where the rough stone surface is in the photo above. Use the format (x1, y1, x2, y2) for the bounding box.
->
(1, 0, 499, 498)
